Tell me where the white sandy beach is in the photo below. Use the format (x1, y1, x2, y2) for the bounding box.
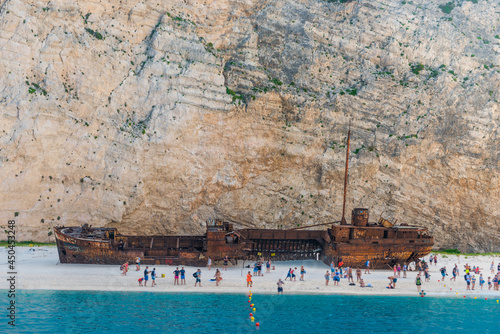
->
(1, 247, 499, 298)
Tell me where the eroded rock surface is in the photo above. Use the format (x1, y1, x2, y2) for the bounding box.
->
(0, 0, 498, 251)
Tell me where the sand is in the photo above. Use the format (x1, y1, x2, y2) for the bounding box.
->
(1, 246, 499, 297)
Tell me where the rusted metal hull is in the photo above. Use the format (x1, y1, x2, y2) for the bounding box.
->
(55, 217, 434, 268)
(55, 228, 141, 265)
(54, 227, 207, 266)
(236, 229, 432, 268)
(322, 242, 433, 269)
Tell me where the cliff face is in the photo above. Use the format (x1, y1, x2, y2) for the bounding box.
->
(0, 0, 498, 251)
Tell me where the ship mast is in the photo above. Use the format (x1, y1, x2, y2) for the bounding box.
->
(341, 122, 351, 225)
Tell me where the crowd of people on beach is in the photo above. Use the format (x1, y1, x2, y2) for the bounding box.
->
(121, 254, 500, 295)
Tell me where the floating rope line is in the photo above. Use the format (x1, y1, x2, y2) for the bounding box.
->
(247, 290, 260, 328)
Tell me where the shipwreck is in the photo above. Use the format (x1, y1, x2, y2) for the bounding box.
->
(55, 126, 433, 268)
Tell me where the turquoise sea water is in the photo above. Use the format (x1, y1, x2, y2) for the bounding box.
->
(2, 290, 498, 333)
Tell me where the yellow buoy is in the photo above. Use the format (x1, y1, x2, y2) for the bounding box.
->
(474, 297, 477, 299)
(253, 308, 256, 312)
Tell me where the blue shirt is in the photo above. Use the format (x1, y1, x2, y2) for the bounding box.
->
(180, 269, 185, 277)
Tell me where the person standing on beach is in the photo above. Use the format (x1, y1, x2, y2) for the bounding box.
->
(292, 267, 297, 281)
(356, 268, 362, 282)
(121, 262, 128, 276)
(151, 268, 157, 287)
(247, 271, 253, 287)
(333, 269, 340, 286)
(277, 279, 284, 294)
(325, 271, 330, 285)
(173, 267, 180, 285)
(403, 262, 407, 278)
(465, 273, 471, 290)
(479, 274, 485, 290)
(365, 260, 370, 274)
(215, 269, 222, 287)
(180, 267, 186, 285)
(451, 265, 458, 281)
(285, 268, 292, 281)
(415, 274, 422, 292)
(207, 257, 212, 271)
(223, 256, 229, 271)
(135, 257, 141, 271)
(266, 260, 271, 274)
(440, 266, 447, 281)
(424, 268, 430, 282)
(300, 266, 306, 281)
(348, 267, 353, 283)
(194, 269, 202, 287)
(144, 266, 150, 287)
(490, 261, 494, 274)
(330, 261, 335, 277)
(397, 263, 401, 278)
(471, 275, 476, 290)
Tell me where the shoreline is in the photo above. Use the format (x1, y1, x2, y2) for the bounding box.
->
(3, 288, 500, 299)
(1, 247, 499, 298)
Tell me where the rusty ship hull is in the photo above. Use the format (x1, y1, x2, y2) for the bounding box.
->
(54, 215, 433, 269)
(54, 226, 206, 266)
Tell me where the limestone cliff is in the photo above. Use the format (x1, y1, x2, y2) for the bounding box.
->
(0, 0, 498, 251)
